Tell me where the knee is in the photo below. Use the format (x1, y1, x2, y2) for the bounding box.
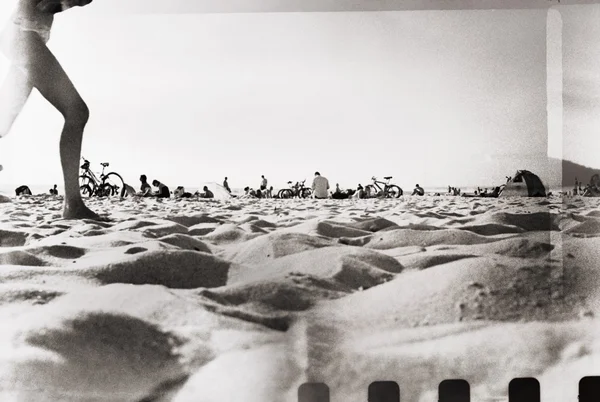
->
(63, 101, 89, 126)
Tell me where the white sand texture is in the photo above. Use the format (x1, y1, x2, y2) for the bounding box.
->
(0, 194, 599, 401)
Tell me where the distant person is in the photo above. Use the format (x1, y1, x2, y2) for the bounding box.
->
(354, 184, 365, 199)
(1, 0, 100, 219)
(332, 183, 349, 199)
(574, 178, 579, 195)
(121, 183, 137, 197)
(49, 184, 58, 195)
(223, 177, 231, 193)
(243, 186, 257, 198)
(312, 171, 330, 199)
(152, 180, 170, 198)
(15, 185, 31, 196)
(260, 175, 267, 191)
(174, 186, 192, 198)
(200, 186, 214, 199)
(139, 175, 152, 197)
(412, 184, 424, 196)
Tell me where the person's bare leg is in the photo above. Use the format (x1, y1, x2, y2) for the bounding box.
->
(0, 66, 33, 138)
(10, 31, 98, 219)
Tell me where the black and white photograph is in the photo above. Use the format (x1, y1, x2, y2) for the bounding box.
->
(0, 0, 599, 401)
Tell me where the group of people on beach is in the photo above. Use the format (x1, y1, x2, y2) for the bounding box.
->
(132, 175, 215, 199)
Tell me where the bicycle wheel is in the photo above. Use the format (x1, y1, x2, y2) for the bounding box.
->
(364, 185, 378, 198)
(279, 189, 293, 199)
(385, 185, 403, 198)
(80, 185, 93, 197)
(301, 188, 312, 198)
(79, 175, 95, 197)
(102, 172, 125, 197)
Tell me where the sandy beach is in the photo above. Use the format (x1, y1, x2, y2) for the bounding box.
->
(0, 194, 598, 401)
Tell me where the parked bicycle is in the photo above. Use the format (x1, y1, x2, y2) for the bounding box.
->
(79, 158, 125, 197)
(365, 176, 403, 198)
(277, 180, 312, 199)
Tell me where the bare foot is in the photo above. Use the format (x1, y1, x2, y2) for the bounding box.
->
(62, 201, 103, 220)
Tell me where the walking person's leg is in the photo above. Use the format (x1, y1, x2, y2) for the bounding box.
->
(2, 31, 98, 219)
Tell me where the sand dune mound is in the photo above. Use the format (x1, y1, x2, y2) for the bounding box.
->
(0, 229, 28, 247)
(27, 244, 87, 260)
(318, 256, 578, 329)
(81, 250, 230, 288)
(166, 214, 223, 227)
(279, 219, 372, 238)
(464, 236, 556, 259)
(172, 344, 299, 402)
(223, 232, 335, 264)
(397, 252, 476, 270)
(2, 309, 187, 401)
(348, 217, 400, 232)
(565, 219, 600, 237)
(158, 234, 212, 253)
(28, 230, 149, 249)
(202, 224, 259, 244)
(479, 211, 560, 232)
(228, 246, 403, 291)
(204, 276, 349, 313)
(460, 223, 525, 236)
(188, 222, 221, 236)
(0, 284, 63, 306)
(0, 250, 47, 266)
(340, 228, 495, 249)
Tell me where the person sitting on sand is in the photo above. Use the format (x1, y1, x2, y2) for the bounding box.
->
(15, 185, 32, 196)
(199, 186, 214, 199)
(138, 175, 152, 197)
(174, 186, 192, 198)
(1, 0, 100, 219)
(121, 183, 136, 198)
(49, 184, 58, 195)
(151, 180, 170, 198)
(354, 184, 365, 199)
(412, 184, 424, 196)
(312, 171, 330, 199)
(242, 186, 257, 198)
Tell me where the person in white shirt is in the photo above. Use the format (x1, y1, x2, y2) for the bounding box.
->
(311, 171, 330, 199)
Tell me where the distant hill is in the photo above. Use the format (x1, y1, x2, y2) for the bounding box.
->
(546, 158, 600, 187)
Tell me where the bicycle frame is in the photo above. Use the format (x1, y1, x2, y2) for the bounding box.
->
(370, 177, 391, 192)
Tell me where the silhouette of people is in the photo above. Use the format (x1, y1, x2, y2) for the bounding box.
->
(152, 179, 170, 198)
(260, 175, 267, 191)
(49, 184, 58, 195)
(139, 175, 152, 197)
(223, 177, 231, 193)
(1, 0, 99, 219)
(199, 186, 214, 199)
(412, 184, 424, 196)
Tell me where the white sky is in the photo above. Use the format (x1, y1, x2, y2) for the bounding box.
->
(0, 2, 598, 191)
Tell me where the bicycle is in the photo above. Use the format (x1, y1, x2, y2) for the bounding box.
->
(79, 158, 126, 198)
(277, 180, 312, 199)
(365, 176, 403, 198)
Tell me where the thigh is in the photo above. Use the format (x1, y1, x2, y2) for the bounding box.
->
(7, 31, 85, 116)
